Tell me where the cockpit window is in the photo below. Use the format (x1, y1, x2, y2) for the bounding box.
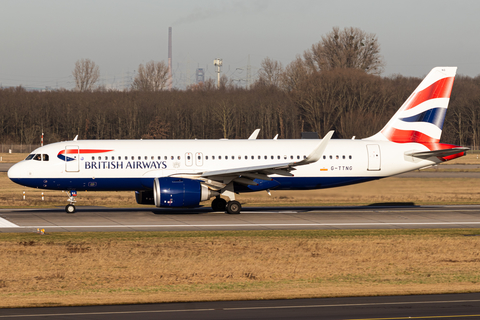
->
(43, 154, 49, 161)
(25, 154, 35, 160)
(33, 154, 41, 161)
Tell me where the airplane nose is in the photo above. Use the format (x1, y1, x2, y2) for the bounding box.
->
(8, 162, 26, 180)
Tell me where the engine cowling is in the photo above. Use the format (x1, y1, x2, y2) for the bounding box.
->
(153, 177, 217, 207)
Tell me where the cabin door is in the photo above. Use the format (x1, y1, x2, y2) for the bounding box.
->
(65, 145, 80, 172)
(366, 144, 381, 171)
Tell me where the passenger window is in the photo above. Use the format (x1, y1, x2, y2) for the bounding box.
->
(171, 156, 174, 160)
(118, 156, 121, 160)
(198, 155, 201, 160)
(158, 156, 161, 160)
(43, 154, 49, 161)
(212, 156, 215, 160)
(277, 155, 280, 160)
(25, 154, 34, 160)
(151, 156, 154, 160)
(336, 155, 339, 159)
(290, 155, 293, 160)
(271, 156, 274, 159)
(177, 156, 181, 160)
(303, 155, 307, 159)
(98, 156, 102, 160)
(342, 155, 345, 159)
(329, 155, 332, 159)
(164, 156, 167, 160)
(92, 156, 95, 160)
(323, 155, 326, 160)
(297, 155, 300, 160)
(187, 155, 191, 160)
(206, 156, 209, 160)
(226, 156, 228, 160)
(219, 156, 222, 160)
(349, 155, 352, 159)
(251, 156, 254, 160)
(131, 156, 134, 160)
(145, 156, 148, 160)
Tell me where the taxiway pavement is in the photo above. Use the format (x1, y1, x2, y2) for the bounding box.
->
(1, 204, 480, 233)
(1, 293, 479, 319)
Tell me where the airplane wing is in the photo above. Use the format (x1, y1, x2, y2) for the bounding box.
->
(405, 147, 469, 158)
(173, 131, 334, 189)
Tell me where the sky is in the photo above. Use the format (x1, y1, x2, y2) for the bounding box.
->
(1, 0, 479, 90)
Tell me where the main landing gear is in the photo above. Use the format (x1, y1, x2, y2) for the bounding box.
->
(211, 197, 242, 214)
(65, 190, 77, 214)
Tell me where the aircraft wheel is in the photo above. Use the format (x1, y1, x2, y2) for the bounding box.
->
(226, 200, 241, 214)
(211, 197, 227, 211)
(65, 204, 76, 214)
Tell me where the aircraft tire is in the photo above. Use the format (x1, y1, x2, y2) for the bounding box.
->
(211, 197, 227, 211)
(65, 204, 76, 214)
(226, 200, 241, 214)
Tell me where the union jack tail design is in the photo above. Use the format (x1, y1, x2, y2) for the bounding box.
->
(367, 67, 457, 150)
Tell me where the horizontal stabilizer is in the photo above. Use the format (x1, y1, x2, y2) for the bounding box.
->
(406, 147, 469, 158)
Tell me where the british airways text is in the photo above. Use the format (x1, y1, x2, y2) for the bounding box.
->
(84, 161, 167, 170)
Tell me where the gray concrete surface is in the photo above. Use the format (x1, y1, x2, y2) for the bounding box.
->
(1, 204, 480, 233)
(1, 293, 479, 319)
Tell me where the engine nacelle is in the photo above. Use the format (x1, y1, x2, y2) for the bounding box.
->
(153, 177, 217, 207)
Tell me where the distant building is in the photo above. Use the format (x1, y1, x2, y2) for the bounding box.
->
(196, 68, 205, 84)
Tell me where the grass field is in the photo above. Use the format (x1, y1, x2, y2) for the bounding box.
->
(2, 153, 480, 308)
(0, 229, 479, 308)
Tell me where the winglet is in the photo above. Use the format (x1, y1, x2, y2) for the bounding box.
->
(294, 130, 334, 166)
(248, 129, 260, 140)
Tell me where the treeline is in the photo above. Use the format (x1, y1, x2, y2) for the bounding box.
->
(0, 69, 479, 147)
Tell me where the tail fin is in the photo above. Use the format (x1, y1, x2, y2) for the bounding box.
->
(366, 67, 457, 147)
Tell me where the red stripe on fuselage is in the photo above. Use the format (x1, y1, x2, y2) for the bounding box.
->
(58, 149, 114, 156)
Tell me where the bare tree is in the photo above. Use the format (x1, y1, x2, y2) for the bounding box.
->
(303, 27, 384, 75)
(257, 57, 283, 87)
(72, 59, 100, 91)
(141, 116, 170, 139)
(280, 55, 309, 91)
(132, 61, 169, 91)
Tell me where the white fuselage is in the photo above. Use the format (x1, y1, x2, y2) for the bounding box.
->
(8, 138, 437, 193)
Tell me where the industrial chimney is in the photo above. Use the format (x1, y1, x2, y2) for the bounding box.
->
(168, 27, 172, 91)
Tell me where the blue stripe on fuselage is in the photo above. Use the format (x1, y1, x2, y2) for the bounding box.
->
(9, 176, 381, 192)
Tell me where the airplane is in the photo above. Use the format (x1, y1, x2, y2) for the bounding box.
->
(8, 67, 468, 214)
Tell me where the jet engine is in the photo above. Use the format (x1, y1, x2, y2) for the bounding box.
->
(152, 177, 217, 207)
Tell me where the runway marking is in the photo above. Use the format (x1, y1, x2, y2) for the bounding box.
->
(0, 217, 19, 228)
(0, 299, 479, 318)
(2, 221, 480, 229)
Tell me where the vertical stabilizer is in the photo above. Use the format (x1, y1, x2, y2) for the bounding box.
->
(366, 67, 457, 145)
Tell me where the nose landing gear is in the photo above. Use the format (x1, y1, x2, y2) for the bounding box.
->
(65, 190, 77, 214)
